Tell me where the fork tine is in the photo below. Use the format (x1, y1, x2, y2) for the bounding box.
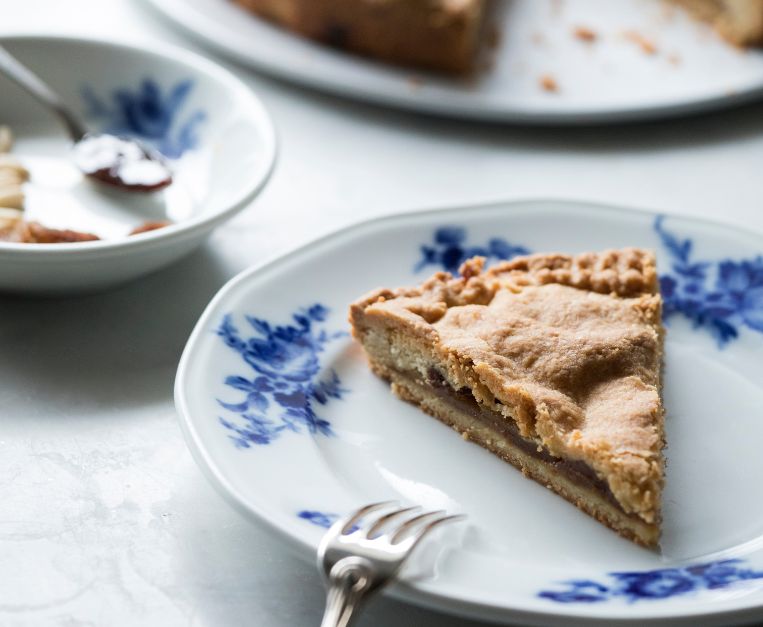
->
(391, 512, 465, 547)
(365, 505, 422, 539)
(388, 510, 444, 543)
(330, 501, 398, 536)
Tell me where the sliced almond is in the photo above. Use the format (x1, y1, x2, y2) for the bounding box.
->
(0, 126, 13, 154)
(0, 188, 24, 210)
(0, 155, 29, 181)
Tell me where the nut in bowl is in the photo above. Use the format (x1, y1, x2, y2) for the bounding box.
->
(0, 34, 276, 294)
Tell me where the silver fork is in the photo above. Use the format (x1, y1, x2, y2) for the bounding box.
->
(317, 502, 464, 627)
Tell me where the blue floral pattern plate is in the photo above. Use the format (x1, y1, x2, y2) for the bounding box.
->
(175, 200, 763, 626)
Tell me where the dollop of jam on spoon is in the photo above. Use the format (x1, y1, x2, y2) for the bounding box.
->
(0, 45, 172, 193)
(72, 133, 172, 192)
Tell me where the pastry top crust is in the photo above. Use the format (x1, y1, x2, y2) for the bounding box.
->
(480, 248, 659, 297)
(351, 249, 664, 523)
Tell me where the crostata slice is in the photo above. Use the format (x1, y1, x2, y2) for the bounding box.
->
(350, 249, 666, 547)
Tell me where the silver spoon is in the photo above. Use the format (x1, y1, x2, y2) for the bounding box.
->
(0, 44, 172, 192)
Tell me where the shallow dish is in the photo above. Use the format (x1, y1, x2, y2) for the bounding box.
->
(147, 0, 763, 124)
(175, 200, 763, 626)
(0, 34, 276, 294)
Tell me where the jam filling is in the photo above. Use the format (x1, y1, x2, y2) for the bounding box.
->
(423, 368, 634, 516)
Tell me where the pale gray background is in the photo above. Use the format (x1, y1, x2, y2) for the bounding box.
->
(2, 1, 763, 625)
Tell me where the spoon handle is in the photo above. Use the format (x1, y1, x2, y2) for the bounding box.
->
(0, 44, 87, 141)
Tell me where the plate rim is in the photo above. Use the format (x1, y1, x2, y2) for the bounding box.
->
(174, 198, 763, 626)
(144, 0, 763, 126)
(0, 32, 278, 257)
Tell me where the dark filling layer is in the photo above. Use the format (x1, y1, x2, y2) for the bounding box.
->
(423, 368, 634, 517)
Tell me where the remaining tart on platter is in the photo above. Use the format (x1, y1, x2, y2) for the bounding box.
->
(350, 250, 666, 547)
(233, 0, 487, 73)
(234, 0, 763, 74)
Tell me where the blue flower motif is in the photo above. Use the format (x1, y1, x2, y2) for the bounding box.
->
(216, 305, 348, 448)
(655, 217, 763, 346)
(298, 510, 339, 528)
(297, 510, 339, 529)
(297, 510, 360, 532)
(538, 559, 763, 603)
(416, 226, 531, 274)
(81, 78, 206, 158)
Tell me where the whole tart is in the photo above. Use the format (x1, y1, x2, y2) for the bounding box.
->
(234, 0, 763, 77)
(233, 0, 487, 73)
(349, 250, 666, 547)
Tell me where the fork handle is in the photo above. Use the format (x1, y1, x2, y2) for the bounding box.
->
(320, 558, 375, 627)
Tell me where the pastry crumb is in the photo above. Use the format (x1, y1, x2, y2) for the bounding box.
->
(26, 222, 100, 243)
(667, 52, 682, 65)
(624, 30, 658, 55)
(539, 74, 559, 93)
(129, 220, 172, 236)
(573, 26, 597, 42)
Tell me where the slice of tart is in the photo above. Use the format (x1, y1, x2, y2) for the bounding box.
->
(350, 250, 665, 547)
(233, 0, 487, 73)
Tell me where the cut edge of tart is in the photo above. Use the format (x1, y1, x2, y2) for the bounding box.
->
(349, 249, 665, 547)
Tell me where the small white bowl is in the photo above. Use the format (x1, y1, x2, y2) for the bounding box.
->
(0, 34, 277, 294)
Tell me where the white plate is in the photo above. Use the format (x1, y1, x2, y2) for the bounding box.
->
(175, 200, 763, 626)
(0, 34, 276, 294)
(146, 0, 763, 124)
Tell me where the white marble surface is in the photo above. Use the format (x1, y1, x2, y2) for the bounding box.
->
(2, 1, 763, 626)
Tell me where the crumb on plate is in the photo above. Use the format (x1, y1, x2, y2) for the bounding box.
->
(129, 220, 172, 236)
(624, 30, 658, 55)
(539, 74, 559, 93)
(574, 26, 598, 42)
